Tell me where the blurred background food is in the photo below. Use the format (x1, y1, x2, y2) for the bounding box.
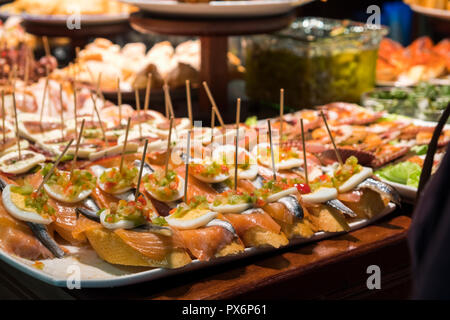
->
(404, 0, 450, 10)
(362, 82, 450, 122)
(244, 17, 387, 109)
(376, 36, 450, 85)
(52, 38, 243, 92)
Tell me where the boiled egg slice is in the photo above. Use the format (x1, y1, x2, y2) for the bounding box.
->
(0, 150, 46, 174)
(146, 176, 185, 203)
(190, 158, 230, 183)
(166, 208, 218, 230)
(212, 145, 258, 181)
(99, 209, 136, 230)
(266, 187, 298, 203)
(337, 167, 373, 193)
(301, 187, 338, 204)
(252, 143, 303, 171)
(1, 184, 52, 224)
(210, 202, 252, 214)
(91, 166, 133, 195)
(43, 171, 93, 204)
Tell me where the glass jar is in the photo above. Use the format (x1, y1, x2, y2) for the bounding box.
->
(244, 17, 388, 109)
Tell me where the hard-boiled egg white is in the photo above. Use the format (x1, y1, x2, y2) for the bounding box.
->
(1, 184, 52, 224)
(166, 208, 218, 230)
(99, 209, 136, 230)
(301, 187, 338, 204)
(43, 171, 93, 203)
(190, 158, 230, 183)
(266, 187, 298, 203)
(0, 150, 46, 174)
(91, 166, 133, 195)
(337, 167, 373, 193)
(252, 143, 303, 171)
(210, 202, 252, 214)
(212, 145, 258, 181)
(146, 176, 185, 203)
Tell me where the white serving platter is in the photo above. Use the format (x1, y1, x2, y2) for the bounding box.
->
(121, 0, 313, 18)
(376, 76, 450, 88)
(409, 4, 450, 21)
(0, 11, 130, 25)
(0, 203, 396, 288)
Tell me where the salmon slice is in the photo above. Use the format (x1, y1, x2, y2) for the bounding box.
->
(72, 215, 101, 241)
(91, 186, 120, 209)
(177, 226, 236, 261)
(174, 166, 218, 202)
(224, 212, 281, 235)
(25, 173, 85, 244)
(263, 202, 295, 225)
(115, 229, 184, 261)
(223, 212, 288, 248)
(0, 198, 53, 260)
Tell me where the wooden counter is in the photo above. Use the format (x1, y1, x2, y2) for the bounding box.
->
(0, 207, 412, 300)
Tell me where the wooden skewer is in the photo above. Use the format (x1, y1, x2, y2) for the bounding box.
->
(144, 73, 152, 113)
(279, 88, 284, 145)
(320, 110, 343, 166)
(300, 119, 309, 186)
(184, 130, 191, 203)
(12, 91, 21, 160)
(210, 106, 215, 144)
(164, 84, 175, 119)
(72, 119, 85, 174)
(202, 81, 225, 128)
(59, 84, 65, 141)
(10, 64, 17, 88)
(134, 87, 143, 139)
(37, 139, 74, 193)
(186, 80, 193, 128)
(1, 90, 5, 144)
(119, 117, 131, 173)
(164, 117, 174, 176)
(234, 98, 241, 190)
(135, 139, 149, 200)
(117, 77, 122, 126)
(42, 36, 51, 57)
(267, 119, 277, 181)
(73, 84, 78, 139)
(39, 76, 49, 129)
(163, 83, 169, 118)
(90, 93, 107, 145)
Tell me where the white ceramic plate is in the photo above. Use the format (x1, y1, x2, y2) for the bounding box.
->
(121, 0, 313, 18)
(379, 179, 417, 202)
(376, 77, 450, 88)
(0, 203, 396, 288)
(0, 10, 130, 25)
(409, 4, 450, 21)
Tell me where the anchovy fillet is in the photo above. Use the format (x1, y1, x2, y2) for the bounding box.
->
(26, 222, 65, 258)
(0, 177, 7, 191)
(76, 207, 100, 223)
(83, 197, 100, 212)
(211, 182, 230, 194)
(133, 160, 154, 176)
(241, 208, 265, 215)
(277, 195, 304, 219)
(206, 219, 237, 237)
(251, 174, 265, 189)
(325, 199, 357, 217)
(356, 177, 401, 206)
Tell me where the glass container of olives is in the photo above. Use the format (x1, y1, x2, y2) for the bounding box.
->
(244, 17, 388, 110)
